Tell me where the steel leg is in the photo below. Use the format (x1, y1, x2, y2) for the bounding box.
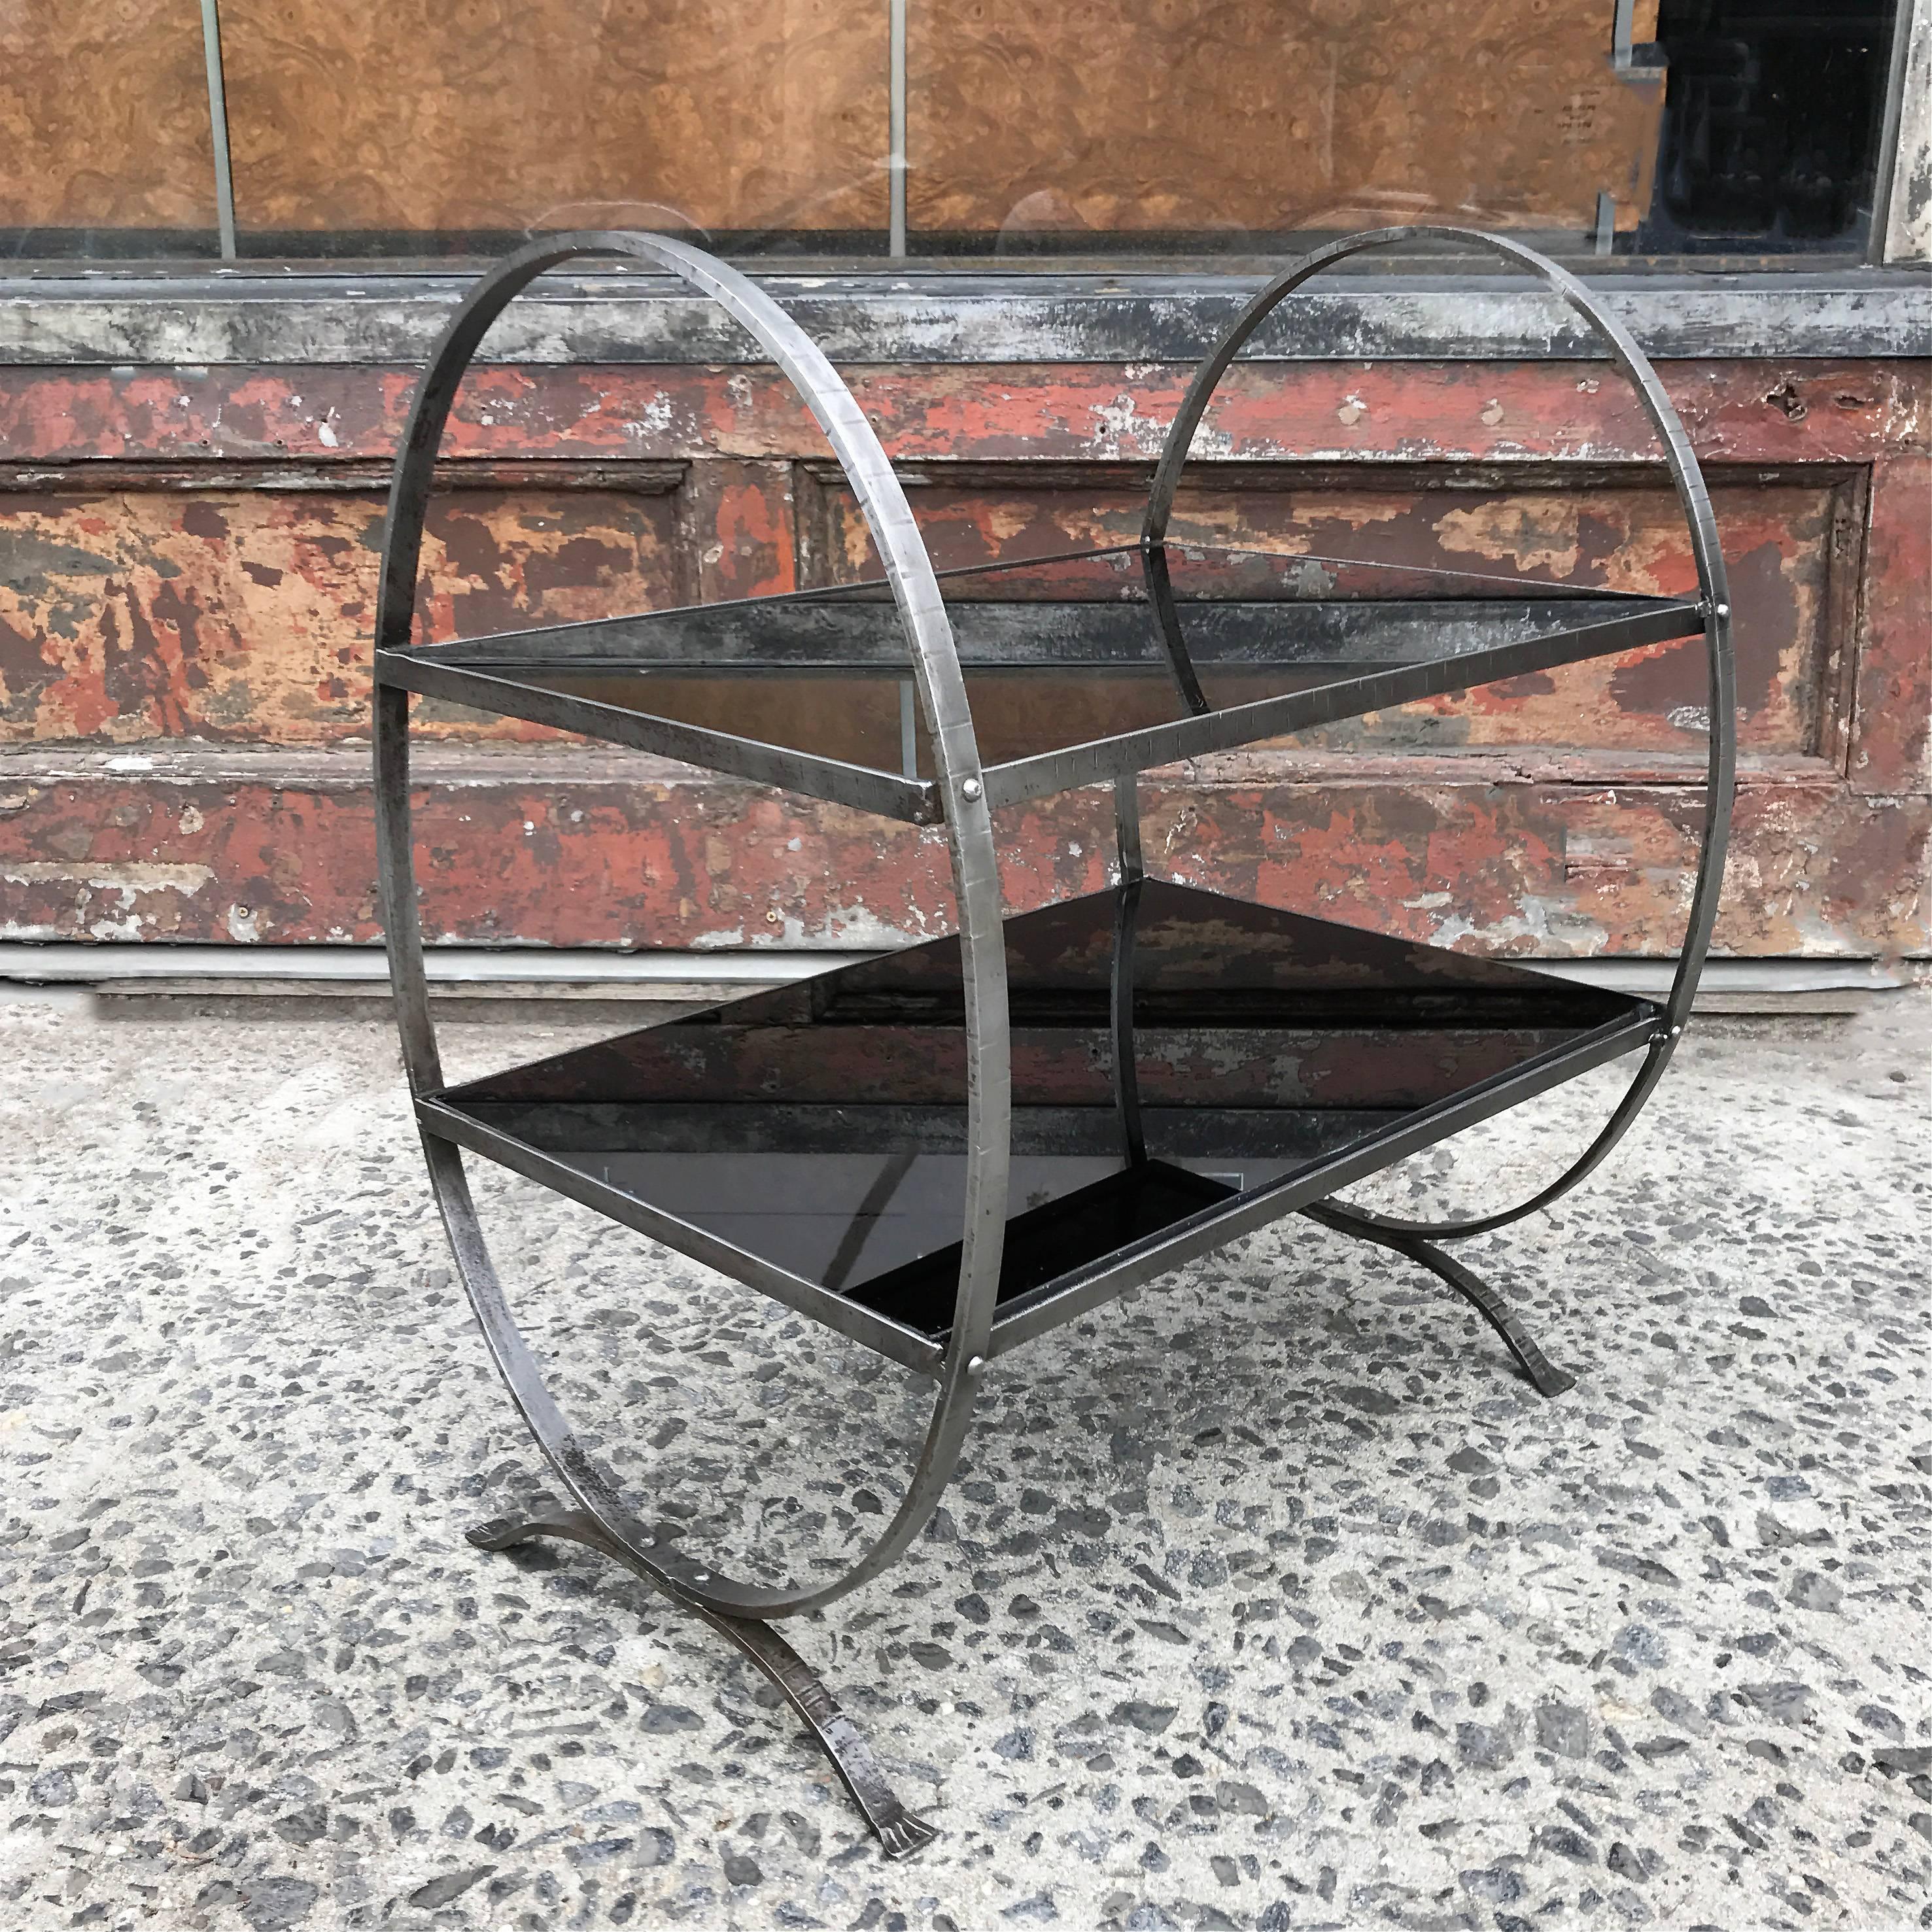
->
(1302, 1200, 1577, 1398)
(1111, 775, 1147, 1168)
(467, 1508, 939, 1857)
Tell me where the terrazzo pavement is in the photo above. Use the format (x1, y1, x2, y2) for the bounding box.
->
(0, 988, 1927, 1931)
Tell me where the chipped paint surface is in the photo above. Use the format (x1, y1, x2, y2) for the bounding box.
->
(0, 481, 681, 745)
(1, 360, 1924, 466)
(3, 278, 1930, 368)
(1852, 456, 1932, 794)
(0, 467, 1854, 757)
(815, 470, 1850, 759)
(0, 354, 1923, 959)
(0, 753, 1920, 959)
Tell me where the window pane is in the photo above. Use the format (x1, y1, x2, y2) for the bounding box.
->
(909, 0, 1670, 250)
(219, 0, 888, 255)
(1639, 0, 1902, 252)
(0, 1, 219, 258)
(906, 0, 1902, 257)
(1, 0, 1900, 264)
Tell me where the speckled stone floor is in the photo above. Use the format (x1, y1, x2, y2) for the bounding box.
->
(1, 988, 1927, 1932)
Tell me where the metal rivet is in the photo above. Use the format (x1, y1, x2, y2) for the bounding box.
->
(638, 1536, 655, 1548)
(967, 1354, 985, 1375)
(960, 777, 983, 801)
(693, 1572, 710, 1584)
(1712, 602, 1730, 619)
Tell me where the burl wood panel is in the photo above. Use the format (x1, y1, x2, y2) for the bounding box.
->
(0, 2, 215, 230)
(909, 0, 1664, 235)
(0, 486, 681, 745)
(813, 471, 1849, 760)
(219, 0, 886, 235)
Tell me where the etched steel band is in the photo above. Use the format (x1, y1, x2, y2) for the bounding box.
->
(1143, 225, 1736, 1241)
(373, 232, 1012, 1627)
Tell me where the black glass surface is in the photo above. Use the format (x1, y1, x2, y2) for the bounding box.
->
(435, 883, 1654, 1341)
(390, 540, 1701, 786)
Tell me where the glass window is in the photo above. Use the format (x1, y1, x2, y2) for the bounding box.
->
(1, 1, 221, 260)
(909, 0, 1672, 252)
(1639, 0, 1904, 252)
(0, 1, 1910, 264)
(218, 0, 888, 255)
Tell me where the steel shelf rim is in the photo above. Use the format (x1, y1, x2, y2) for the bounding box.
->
(373, 593, 1704, 818)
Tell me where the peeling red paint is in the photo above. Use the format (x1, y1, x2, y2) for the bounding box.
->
(0, 353, 1922, 961)
(1, 360, 1923, 467)
(0, 760, 1920, 958)
(1852, 457, 1932, 795)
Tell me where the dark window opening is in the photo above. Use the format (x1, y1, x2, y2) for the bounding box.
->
(1638, 0, 1901, 252)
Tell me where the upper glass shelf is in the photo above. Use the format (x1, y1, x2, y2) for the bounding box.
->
(376, 538, 1704, 821)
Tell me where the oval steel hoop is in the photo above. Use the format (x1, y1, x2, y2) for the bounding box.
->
(1143, 225, 1736, 1241)
(374, 232, 1010, 1619)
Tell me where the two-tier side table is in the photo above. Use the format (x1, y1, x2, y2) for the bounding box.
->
(373, 226, 1734, 1855)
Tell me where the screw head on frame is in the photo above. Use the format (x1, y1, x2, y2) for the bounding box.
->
(960, 777, 983, 801)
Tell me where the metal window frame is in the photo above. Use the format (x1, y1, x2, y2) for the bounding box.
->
(1874, 0, 1932, 264)
(197, 0, 237, 260)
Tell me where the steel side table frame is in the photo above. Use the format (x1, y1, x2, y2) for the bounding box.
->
(373, 227, 1736, 1855)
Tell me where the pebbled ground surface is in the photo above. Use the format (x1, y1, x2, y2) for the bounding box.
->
(0, 988, 1927, 1932)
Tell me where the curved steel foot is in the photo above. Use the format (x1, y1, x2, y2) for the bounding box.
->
(1303, 1201, 1576, 1399)
(466, 1508, 939, 1858)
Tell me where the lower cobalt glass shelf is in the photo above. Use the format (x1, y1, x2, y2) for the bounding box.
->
(419, 884, 1660, 1374)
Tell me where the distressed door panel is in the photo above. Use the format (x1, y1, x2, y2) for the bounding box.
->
(810, 467, 1849, 760)
(0, 483, 680, 744)
(0, 762, 1918, 958)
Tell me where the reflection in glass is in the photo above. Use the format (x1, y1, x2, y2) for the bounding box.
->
(1638, 0, 1902, 252)
(908, 0, 1672, 251)
(0, 2, 220, 258)
(216, 0, 888, 254)
(5, 1, 1901, 262)
(441, 882, 1644, 1343)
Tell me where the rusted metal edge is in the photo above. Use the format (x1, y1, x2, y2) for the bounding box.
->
(2, 272, 1928, 366)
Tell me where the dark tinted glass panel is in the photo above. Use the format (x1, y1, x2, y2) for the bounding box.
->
(440, 882, 1646, 1338)
(398, 540, 1699, 786)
